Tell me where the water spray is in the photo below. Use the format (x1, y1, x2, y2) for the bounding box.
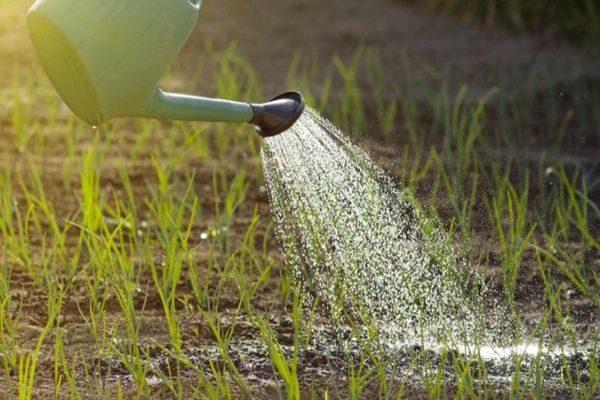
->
(27, 0, 304, 137)
(27, 0, 593, 389)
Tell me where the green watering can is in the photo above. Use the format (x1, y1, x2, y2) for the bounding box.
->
(27, 0, 304, 137)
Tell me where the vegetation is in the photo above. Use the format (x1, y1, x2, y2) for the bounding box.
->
(428, 0, 600, 44)
(0, 2, 599, 399)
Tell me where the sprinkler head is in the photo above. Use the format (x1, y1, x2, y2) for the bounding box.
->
(251, 91, 305, 137)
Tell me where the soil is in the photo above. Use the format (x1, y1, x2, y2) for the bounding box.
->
(0, 0, 599, 398)
(184, 0, 600, 98)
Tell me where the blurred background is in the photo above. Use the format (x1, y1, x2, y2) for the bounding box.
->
(186, 0, 600, 98)
(4, 0, 598, 148)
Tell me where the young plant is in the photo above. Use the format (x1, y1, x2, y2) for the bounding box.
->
(490, 173, 536, 305)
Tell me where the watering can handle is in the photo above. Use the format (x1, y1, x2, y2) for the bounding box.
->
(140, 89, 255, 123)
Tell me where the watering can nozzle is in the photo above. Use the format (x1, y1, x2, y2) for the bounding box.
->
(250, 92, 306, 137)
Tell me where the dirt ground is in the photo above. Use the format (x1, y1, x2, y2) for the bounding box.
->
(0, 0, 599, 398)
(183, 0, 600, 98)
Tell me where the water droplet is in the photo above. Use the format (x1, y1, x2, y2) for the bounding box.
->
(261, 107, 495, 347)
(259, 107, 592, 385)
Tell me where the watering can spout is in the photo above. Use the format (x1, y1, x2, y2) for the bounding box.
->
(141, 90, 255, 124)
(26, 0, 304, 137)
(141, 90, 305, 137)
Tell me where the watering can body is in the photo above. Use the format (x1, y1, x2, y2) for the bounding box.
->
(27, 0, 305, 136)
(27, 0, 255, 125)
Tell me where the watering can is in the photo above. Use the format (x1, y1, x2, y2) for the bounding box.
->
(26, 0, 304, 137)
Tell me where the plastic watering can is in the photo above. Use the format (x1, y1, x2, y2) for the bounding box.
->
(27, 0, 304, 137)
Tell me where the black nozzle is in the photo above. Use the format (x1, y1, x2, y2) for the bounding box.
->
(250, 91, 305, 137)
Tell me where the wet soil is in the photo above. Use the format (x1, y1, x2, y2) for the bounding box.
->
(0, 122, 597, 398)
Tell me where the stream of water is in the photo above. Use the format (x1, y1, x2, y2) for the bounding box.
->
(260, 107, 594, 386)
(262, 108, 488, 343)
